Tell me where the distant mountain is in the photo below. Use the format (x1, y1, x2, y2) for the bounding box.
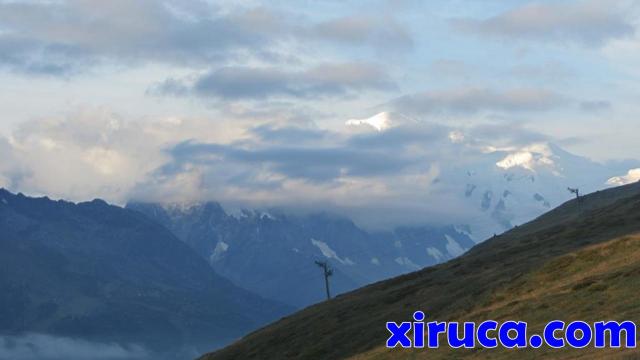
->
(200, 180, 640, 360)
(435, 142, 640, 239)
(0, 189, 291, 359)
(125, 142, 638, 311)
(124, 142, 639, 310)
(126, 202, 475, 308)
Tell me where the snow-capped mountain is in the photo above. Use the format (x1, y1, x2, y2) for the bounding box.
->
(344, 113, 639, 240)
(433, 141, 640, 240)
(126, 202, 475, 308)
(125, 142, 639, 308)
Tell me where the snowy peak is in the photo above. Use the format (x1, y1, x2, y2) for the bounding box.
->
(346, 112, 392, 131)
(128, 202, 475, 308)
(445, 142, 637, 239)
(495, 143, 558, 173)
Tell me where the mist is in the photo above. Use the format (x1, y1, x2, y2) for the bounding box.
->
(0, 334, 149, 360)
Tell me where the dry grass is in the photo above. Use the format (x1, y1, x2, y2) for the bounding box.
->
(354, 234, 640, 359)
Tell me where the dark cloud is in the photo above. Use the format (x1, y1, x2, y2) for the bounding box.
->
(347, 124, 449, 150)
(0, 37, 89, 76)
(167, 137, 419, 183)
(467, 123, 551, 146)
(452, 0, 635, 47)
(250, 124, 329, 144)
(155, 119, 555, 195)
(152, 63, 395, 100)
(0, 1, 291, 74)
(392, 87, 568, 116)
(0, 1, 413, 76)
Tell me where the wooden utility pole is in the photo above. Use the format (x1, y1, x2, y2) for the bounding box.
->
(567, 187, 580, 200)
(315, 260, 333, 300)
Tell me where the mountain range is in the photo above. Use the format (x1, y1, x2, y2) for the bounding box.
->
(200, 180, 640, 359)
(1, 140, 639, 359)
(125, 141, 639, 309)
(0, 189, 291, 359)
(126, 202, 475, 308)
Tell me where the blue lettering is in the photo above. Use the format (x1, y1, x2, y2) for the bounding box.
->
(427, 321, 446, 348)
(544, 320, 565, 348)
(499, 321, 527, 348)
(413, 311, 425, 348)
(447, 322, 475, 348)
(566, 321, 592, 348)
(386, 322, 412, 348)
(476, 320, 498, 348)
(594, 321, 636, 348)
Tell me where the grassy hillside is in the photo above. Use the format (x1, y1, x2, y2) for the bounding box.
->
(200, 182, 640, 360)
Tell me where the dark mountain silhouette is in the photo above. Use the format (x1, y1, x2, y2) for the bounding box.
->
(0, 189, 291, 358)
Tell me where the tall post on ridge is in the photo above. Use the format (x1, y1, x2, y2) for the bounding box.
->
(315, 260, 333, 300)
(567, 187, 580, 200)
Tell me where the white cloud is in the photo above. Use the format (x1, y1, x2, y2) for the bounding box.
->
(0, 108, 237, 203)
(606, 168, 640, 186)
(0, 106, 635, 236)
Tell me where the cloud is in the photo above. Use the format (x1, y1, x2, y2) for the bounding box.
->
(249, 124, 329, 144)
(0, 106, 629, 233)
(0, 1, 289, 74)
(130, 122, 453, 228)
(165, 138, 420, 183)
(152, 63, 395, 100)
(346, 121, 449, 150)
(453, 0, 636, 47)
(0, 108, 240, 203)
(0, 1, 413, 76)
(0, 333, 148, 360)
(465, 123, 550, 146)
(310, 14, 413, 51)
(392, 87, 568, 116)
(606, 168, 640, 185)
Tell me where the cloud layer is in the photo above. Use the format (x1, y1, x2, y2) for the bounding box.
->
(0, 0, 639, 231)
(392, 87, 569, 115)
(0, 0, 411, 75)
(153, 63, 395, 100)
(454, 0, 636, 47)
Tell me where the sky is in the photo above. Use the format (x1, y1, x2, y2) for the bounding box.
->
(1, 0, 639, 228)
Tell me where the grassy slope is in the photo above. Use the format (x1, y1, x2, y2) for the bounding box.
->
(200, 182, 640, 360)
